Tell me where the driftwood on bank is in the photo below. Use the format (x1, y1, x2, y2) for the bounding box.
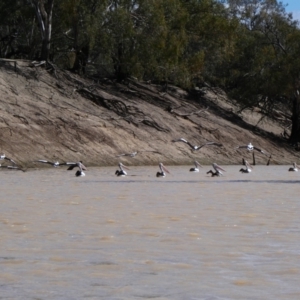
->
(76, 87, 170, 133)
(77, 87, 129, 117)
(167, 107, 209, 118)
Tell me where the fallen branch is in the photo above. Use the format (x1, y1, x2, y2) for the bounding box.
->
(77, 87, 129, 116)
(168, 107, 208, 117)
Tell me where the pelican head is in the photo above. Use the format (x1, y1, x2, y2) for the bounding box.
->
(157, 163, 170, 177)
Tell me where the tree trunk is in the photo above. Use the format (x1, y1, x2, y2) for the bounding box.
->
(290, 93, 300, 143)
(31, 0, 54, 61)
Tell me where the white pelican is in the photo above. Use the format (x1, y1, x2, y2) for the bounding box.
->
(115, 162, 129, 176)
(156, 163, 170, 177)
(35, 160, 70, 167)
(66, 162, 87, 176)
(236, 143, 270, 165)
(116, 150, 162, 157)
(116, 151, 138, 157)
(236, 142, 267, 153)
(0, 165, 26, 172)
(288, 162, 299, 172)
(239, 159, 252, 173)
(0, 154, 16, 165)
(206, 163, 225, 177)
(172, 138, 222, 151)
(190, 160, 202, 172)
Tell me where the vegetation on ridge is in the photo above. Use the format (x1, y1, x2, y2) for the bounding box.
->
(0, 0, 300, 144)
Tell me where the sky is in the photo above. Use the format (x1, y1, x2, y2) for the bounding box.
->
(283, 0, 300, 21)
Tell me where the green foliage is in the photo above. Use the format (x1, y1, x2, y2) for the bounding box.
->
(1, 0, 300, 141)
(226, 0, 300, 108)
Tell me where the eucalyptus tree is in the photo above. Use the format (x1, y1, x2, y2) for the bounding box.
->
(225, 0, 300, 143)
(93, 0, 190, 83)
(132, 0, 189, 84)
(30, 0, 55, 61)
(56, 0, 108, 73)
(179, 0, 239, 87)
(0, 0, 37, 59)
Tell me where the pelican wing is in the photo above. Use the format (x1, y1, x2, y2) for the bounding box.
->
(67, 164, 77, 170)
(4, 157, 16, 165)
(172, 138, 196, 150)
(236, 145, 248, 150)
(0, 165, 25, 171)
(253, 146, 269, 156)
(37, 160, 54, 165)
(194, 142, 223, 151)
(172, 138, 188, 144)
(59, 162, 74, 166)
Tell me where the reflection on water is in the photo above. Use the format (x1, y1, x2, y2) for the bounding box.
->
(1, 165, 300, 299)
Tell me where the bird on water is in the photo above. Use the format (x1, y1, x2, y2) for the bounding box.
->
(156, 163, 170, 177)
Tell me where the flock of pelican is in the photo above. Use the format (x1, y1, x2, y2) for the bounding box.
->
(0, 139, 299, 177)
(114, 139, 296, 177)
(0, 155, 87, 176)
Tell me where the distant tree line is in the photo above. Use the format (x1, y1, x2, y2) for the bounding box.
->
(1, 0, 300, 144)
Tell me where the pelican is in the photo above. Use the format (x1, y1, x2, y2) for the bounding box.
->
(0, 165, 26, 172)
(116, 150, 162, 157)
(35, 160, 71, 167)
(66, 161, 87, 176)
(156, 163, 170, 177)
(115, 162, 129, 176)
(190, 160, 203, 172)
(0, 154, 16, 165)
(236, 142, 267, 153)
(172, 138, 222, 151)
(288, 162, 299, 172)
(239, 159, 252, 173)
(116, 151, 138, 157)
(206, 163, 225, 177)
(236, 143, 270, 165)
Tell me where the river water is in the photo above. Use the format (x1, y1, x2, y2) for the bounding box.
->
(1, 165, 300, 299)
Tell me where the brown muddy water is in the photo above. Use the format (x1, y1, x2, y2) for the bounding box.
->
(0, 165, 300, 300)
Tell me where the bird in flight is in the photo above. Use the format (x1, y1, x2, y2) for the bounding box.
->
(35, 160, 73, 167)
(172, 138, 222, 151)
(116, 150, 162, 157)
(0, 165, 26, 172)
(0, 154, 16, 165)
(236, 142, 269, 156)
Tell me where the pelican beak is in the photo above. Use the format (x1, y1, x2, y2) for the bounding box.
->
(216, 165, 226, 172)
(196, 161, 203, 168)
(162, 164, 170, 174)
